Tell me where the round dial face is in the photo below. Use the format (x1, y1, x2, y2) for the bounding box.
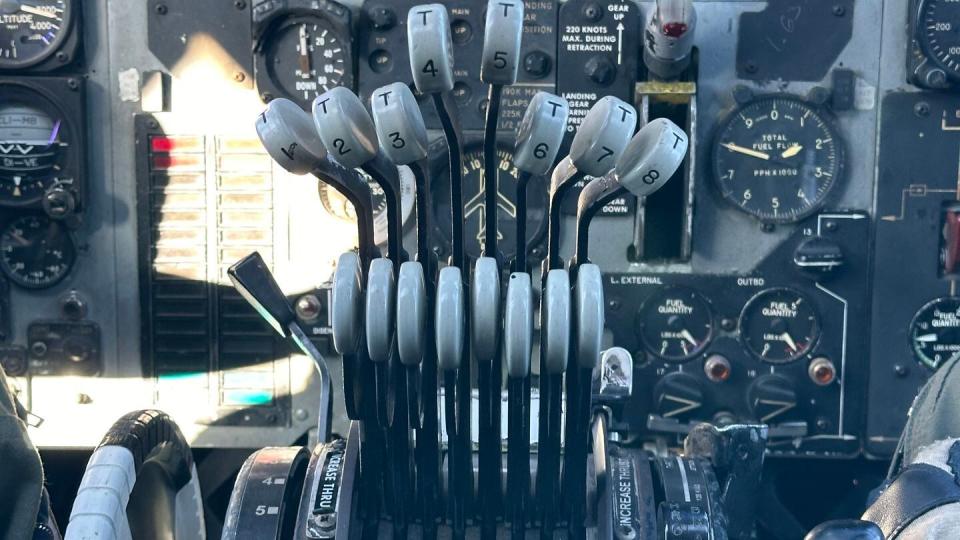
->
(318, 165, 416, 247)
(433, 147, 548, 261)
(909, 297, 960, 370)
(0, 0, 71, 69)
(0, 214, 75, 288)
(918, 0, 960, 79)
(713, 96, 844, 223)
(638, 287, 714, 362)
(740, 288, 819, 363)
(0, 101, 68, 206)
(263, 16, 348, 109)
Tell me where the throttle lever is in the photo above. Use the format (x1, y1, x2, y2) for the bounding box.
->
(504, 271, 533, 539)
(514, 92, 569, 273)
(571, 118, 689, 270)
(227, 252, 333, 442)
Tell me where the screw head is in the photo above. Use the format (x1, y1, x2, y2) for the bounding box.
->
(832, 5, 846, 16)
(234, 0, 246, 9)
(233, 72, 246, 83)
(155, 3, 167, 15)
(744, 61, 758, 74)
(914, 101, 931, 117)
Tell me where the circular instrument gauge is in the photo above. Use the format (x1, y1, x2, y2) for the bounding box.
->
(318, 165, 416, 247)
(0, 0, 71, 69)
(0, 99, 69, 206)
(260, 15, 349, 109)
(740, 288, 819, 363)
(909, 297, 960, 370)
(0, 214, 75, 288)
(638, 287, 714, 362)
(713, 95, 844, 223)
(917, 0, 960, 80)
(432, 146, 549, 261)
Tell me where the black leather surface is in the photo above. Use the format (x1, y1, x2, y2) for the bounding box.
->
(804, 519, 883, 540)
(862, 463, 960, 537)
(901, 355, 960, 465)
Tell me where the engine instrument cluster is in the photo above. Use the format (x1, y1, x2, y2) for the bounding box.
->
(2, 1, 960, 534)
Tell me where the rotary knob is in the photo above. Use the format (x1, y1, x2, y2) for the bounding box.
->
(653, 372, 704, 421)
(747, 375, 798, 424)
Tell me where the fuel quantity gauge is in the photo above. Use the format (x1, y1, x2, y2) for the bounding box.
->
(740, 288, 819, 363)
(910, 297, 960, 370)
(638, 287, 714, 362)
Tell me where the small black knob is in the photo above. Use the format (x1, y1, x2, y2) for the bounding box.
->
(653, 373, 704, 420)
(747, 375, 797, 423)
(585, 56, 616, 86)
(524, 51, 552, 79)
(367, 6, 396, 30)
(793, 236, 844, 278)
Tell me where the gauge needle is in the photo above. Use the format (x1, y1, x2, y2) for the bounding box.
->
(781, 144, 803, 159)
(915, 333, 939, 343)
(8, 231, 30, 247)
(20, 5, 56, 19)
(680, 329, 698, 346)
(780, 332, 799, 352)
(298, 25, 311, 77)
(721, 142, 770, 161)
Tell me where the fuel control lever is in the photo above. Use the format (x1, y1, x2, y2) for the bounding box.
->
(227, 252, 333, 443)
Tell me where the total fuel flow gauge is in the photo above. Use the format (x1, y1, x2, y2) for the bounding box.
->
(713, 95, 844, 223)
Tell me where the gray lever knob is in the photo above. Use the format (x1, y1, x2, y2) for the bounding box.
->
(407, 4, 455, 93)
(515, 92, 569, 176)
(471, 257, 501, 362)
(542, 269, 571, 374)
(397, 261, 427, 367)
(331, 252, 363, 354)
(312, 87, 378, 169)
(615, 118, 688, 197)
(436, 266, 465, 371)
(370, 82, 429, 165)
(570, 96, 637, 178)
(504, 272, 533, 378)
(365, 258, 396, 363)
(575, 264, 604, 369)
(255, 98, 327, 175)
(480, 0, 525, 85)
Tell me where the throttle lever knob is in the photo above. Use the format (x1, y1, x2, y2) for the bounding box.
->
(370, 82, 429, 165)
(480, 0, 525, 85)
(614, 117, 689, 198)
(255, 98, 327, 175)
(407, 5, 456, 93)
(312, 87, 378, 169)
(570, 96, 637, 178)
(514, 92, 569, 176)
